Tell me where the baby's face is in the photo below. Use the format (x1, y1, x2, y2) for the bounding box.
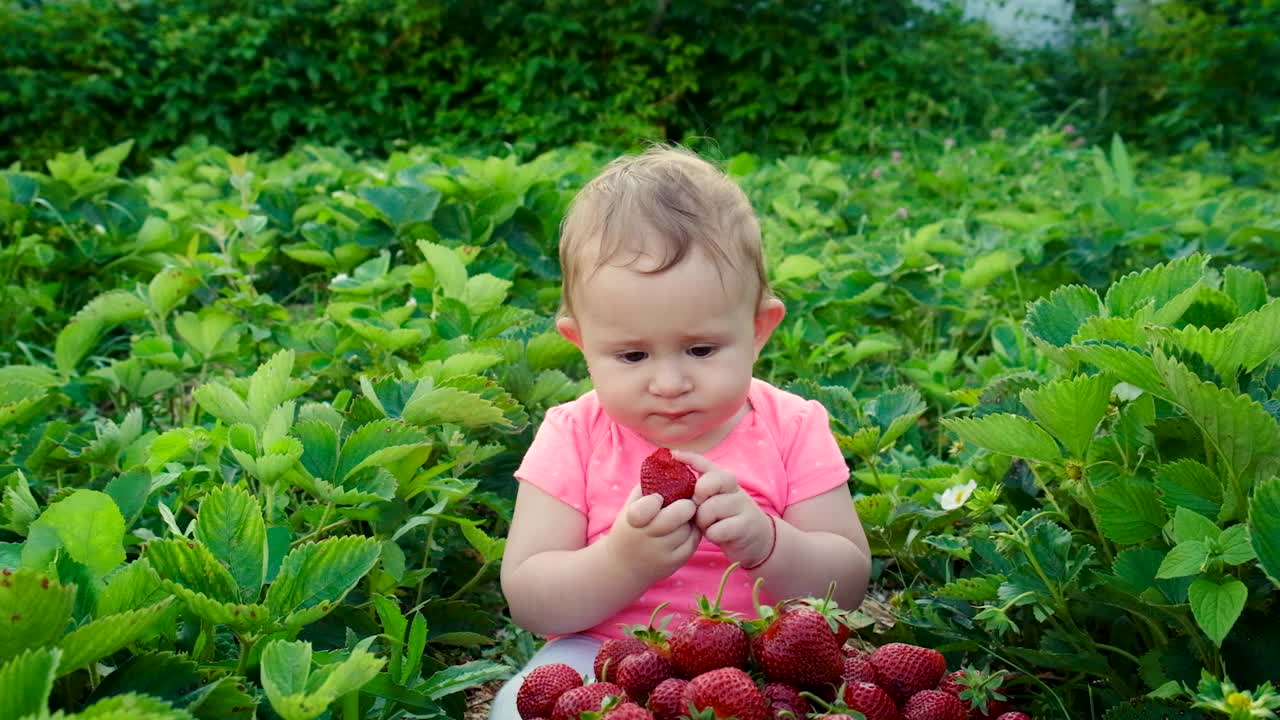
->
(558, 245, 778, 452)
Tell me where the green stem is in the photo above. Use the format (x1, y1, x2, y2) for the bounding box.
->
(342, 690, 360, 720)
(236, 634, 258, 676)
(447, 560, 492, 601)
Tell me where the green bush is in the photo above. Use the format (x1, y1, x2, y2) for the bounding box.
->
(1039, 0, 1280, 149)
(0, 0, 1037, 167)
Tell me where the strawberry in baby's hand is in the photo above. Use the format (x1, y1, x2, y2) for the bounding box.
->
(640, 448, 697, 506)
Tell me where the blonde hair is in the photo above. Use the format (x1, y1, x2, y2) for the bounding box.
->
(556, 145, 772, 318)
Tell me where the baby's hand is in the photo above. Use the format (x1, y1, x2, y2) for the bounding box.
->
(604, 484, 700, 584)
(673, 450, 774, 568)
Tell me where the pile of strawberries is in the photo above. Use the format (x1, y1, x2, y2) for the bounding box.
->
(515, 588, 1032, 720)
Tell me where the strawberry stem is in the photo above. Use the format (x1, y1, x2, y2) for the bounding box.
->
(710, 561, 740, 612)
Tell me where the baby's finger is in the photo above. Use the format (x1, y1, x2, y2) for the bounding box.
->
(694, 493, 734, 531)
(650, 498, 697, 534)
(693, 470, 739, 504)
(670, 449, 718, 474)
(626, 493, 663, 528)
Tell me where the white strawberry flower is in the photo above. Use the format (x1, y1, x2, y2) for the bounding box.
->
(936, 479, 978, 511)
(1112, 382, 1144, 401)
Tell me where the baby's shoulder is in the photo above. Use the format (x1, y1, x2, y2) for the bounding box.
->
(748, 377, 825, 420)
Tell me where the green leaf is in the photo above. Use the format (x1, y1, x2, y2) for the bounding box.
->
(942, 414, 1062, 464)
(961, 249, 1021, 290)
(0, 647, 59, 720)
(402, 377, 511, 429)
(1020, 374, 1113, 458)
(195, 486, 266, 603)
(265, 536, 381, 627)
(774, 255, 824, 283)
(174, 308, 239, 362)
(359, 185, 441, 228)
(1170, 507, 1220, 544)
(1104, 254, 1207, 318)
(143, 539, 239, 604)
(55, 291, 149, 374)
(193, 384, 253, 427)
(1024, 284, 1102, 348)
(296, 420, 340, 483)
(933, 576, 1003, 601)
(458, 523, 504, 564)
(1154, 460, 1222, 519)
(462, 274, 512, 315)
(56, 599, 175, 676)
(1068, 344, 1171, 402)
(1215, 525, 1256, 566)
(1111, 548, 1163, 595)
(67, 692, 195, 719)
(1188, 576, 1247, 647)
(1156, 541, 1209, 579)
(1223, 266, 1267, 314)
(1095, 479, 1167, 544)
(98, 560, 169, 616)
(1250, 477, 1280, 585)
(21, 490, 126, 577)
(0, 570, 73, 662)
(1150, 298, 1280, 379)
(260, 638, 384, 720)
(248, 350, 296, 429)
(1154, 349, 1280, 519)
(416, 240, 467, 299)
(526, 332, 579, 373)
(148, 267, 200, 318)
(336, 419, 429, 483)
(88, 652, 256, 720)
(419, 659, 512, 700)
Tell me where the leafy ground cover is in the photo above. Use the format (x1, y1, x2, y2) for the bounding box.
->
(0, 128, 1278, 719)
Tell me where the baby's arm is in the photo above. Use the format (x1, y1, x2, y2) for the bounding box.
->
(679, 450, 870, 610)
(762, 483, 871, 610)
(500, 481, 701, 636)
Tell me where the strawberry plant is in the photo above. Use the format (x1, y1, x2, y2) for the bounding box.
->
(880, 254, 1280, 714)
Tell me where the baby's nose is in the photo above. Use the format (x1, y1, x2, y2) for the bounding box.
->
(648, 362, 692, 397)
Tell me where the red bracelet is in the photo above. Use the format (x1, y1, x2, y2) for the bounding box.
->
(743, 514, 778, 570)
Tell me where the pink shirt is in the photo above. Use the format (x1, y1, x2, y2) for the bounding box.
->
(513, 378, 850, 640)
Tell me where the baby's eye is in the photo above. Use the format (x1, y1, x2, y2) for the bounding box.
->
(688, 345, 717, 358)
(618, 351, 648, 364)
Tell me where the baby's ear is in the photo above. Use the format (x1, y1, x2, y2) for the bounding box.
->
(752, 298, 786, 352)
(556, 316, 584, 349)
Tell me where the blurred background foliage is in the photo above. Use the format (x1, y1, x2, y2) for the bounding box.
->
(2, 0, 1276, 170)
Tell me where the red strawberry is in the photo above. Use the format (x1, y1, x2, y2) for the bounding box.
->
(682, 667, 769, 720)
(902, 690, 967, 720)
(552, 683, 627, 720)
(647, 678, 691, 720)
(994, 714, 1032, 720)
(762, 683, 810, 720)
(788, 593, 856, 647)
(603, 702, 656, 720)
(842, 652, 877, 685)
(518, 664, 585, 720)
(841, 682, 900, 720)
(869, 643, 947, 705)
(640, 448, 696, 506)
(617, 651, 675, 704)
(754, 606, 844, 688)
(669, 565, 750, 678)
(596, 637, 651, 681)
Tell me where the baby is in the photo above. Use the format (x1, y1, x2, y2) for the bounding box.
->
(490, 146, 870, 717)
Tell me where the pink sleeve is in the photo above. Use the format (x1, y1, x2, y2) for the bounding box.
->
(782, 400, 851, 506)
(513, 404, 590, 513)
